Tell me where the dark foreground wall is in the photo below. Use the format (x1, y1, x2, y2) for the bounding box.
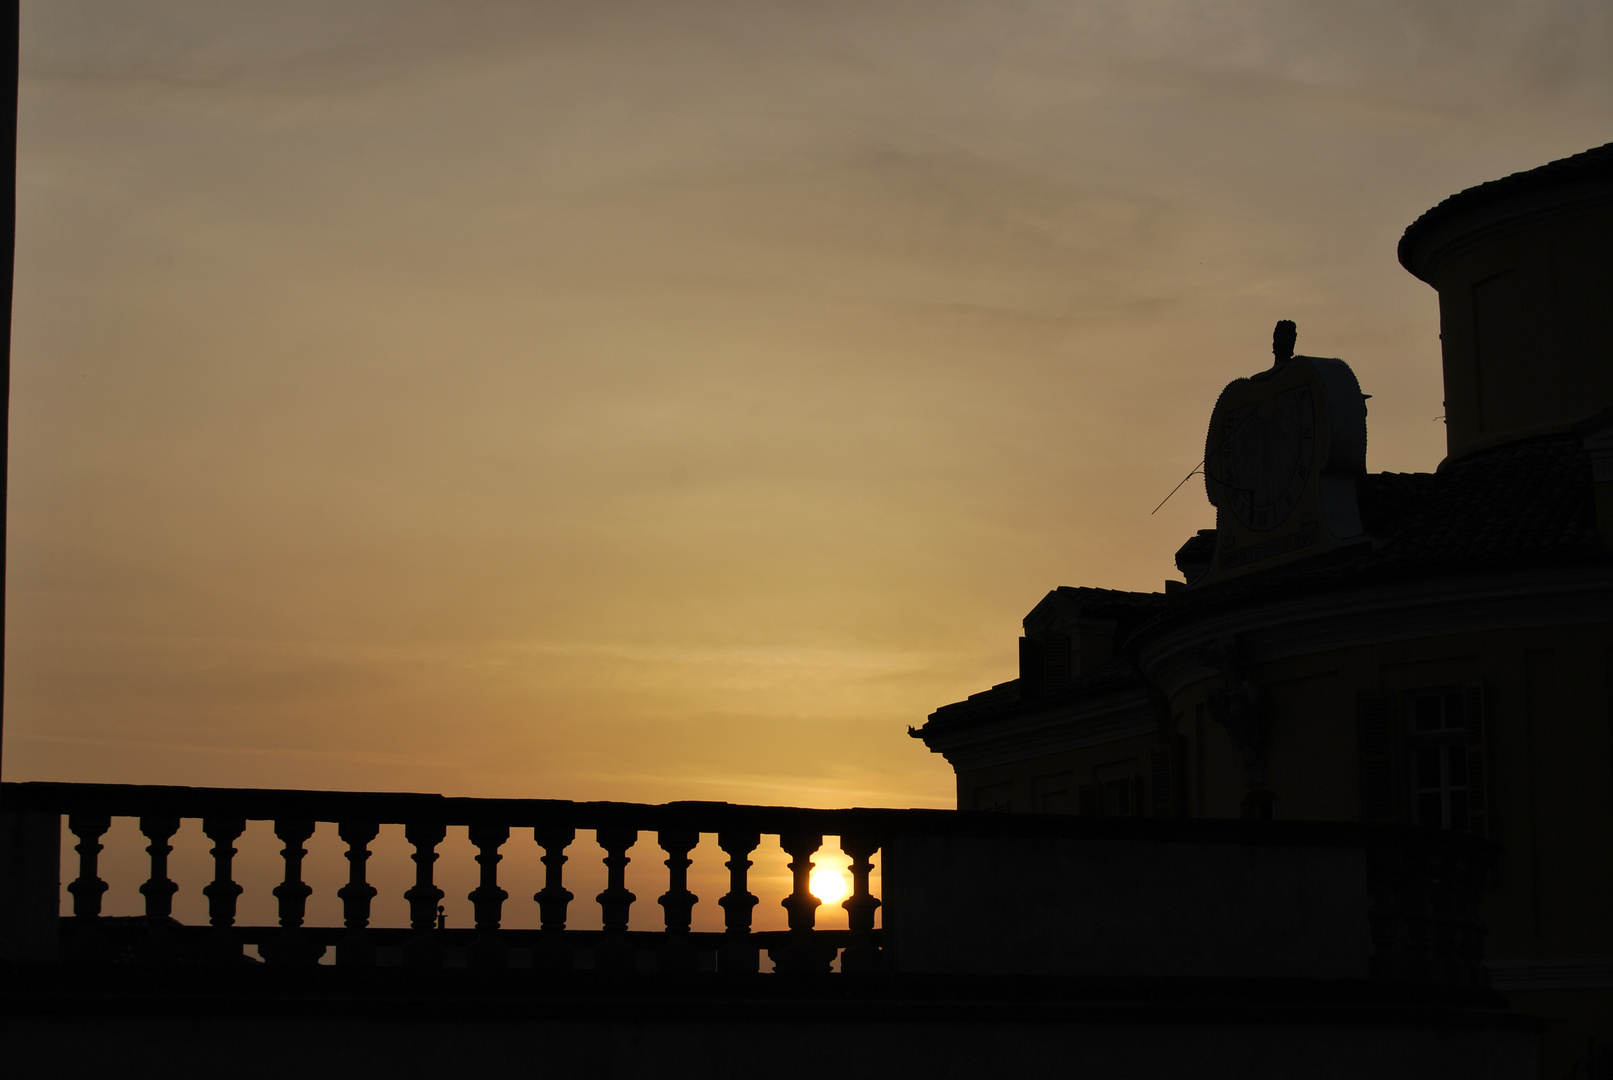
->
(887, 834, 1372, 978)
(5, 1014, 1541, 1080)
(1, 786, 1534, 1075)
(2, 971, 1541, 1080)
(882, 822, 1491, 987)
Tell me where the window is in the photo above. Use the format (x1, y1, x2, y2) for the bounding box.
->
(1150, 736, 1183, 817)
(1034, 772, 1074, 814)
(1242, 790, 1280, 820)
(974, 782, 1013, 813)
(1408, 689, 1468, 830)
(1081, 766, 1145, 817)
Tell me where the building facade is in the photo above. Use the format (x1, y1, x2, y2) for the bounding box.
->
(912, 142, 1613, 1073)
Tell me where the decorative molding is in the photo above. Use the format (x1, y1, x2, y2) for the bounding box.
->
(1200, 637, 1264, 786)
(1137, 565, 1613, 699)
(1487, 957, 1613, 991)
(1400, 178, 1613, 285)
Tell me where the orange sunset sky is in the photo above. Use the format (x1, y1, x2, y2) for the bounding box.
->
(6, 1, 1612, 810)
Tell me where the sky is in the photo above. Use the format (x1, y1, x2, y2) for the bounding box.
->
(6, 0, 1613, 810)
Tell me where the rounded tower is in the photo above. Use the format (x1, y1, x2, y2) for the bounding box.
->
(1398, 142, 1613, 462)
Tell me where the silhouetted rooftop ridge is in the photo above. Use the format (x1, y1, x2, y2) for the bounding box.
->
(919, 425, 1606, 735)
(922, 658, 1142, 731)
(1169, 428, 1602, 615)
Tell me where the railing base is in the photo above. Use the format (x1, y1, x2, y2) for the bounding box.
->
(0, 967, 1540, 1080)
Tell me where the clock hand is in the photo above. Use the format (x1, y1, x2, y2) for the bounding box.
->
(1151, 458, 1206, 515)
(1151, 404, 1265, 515)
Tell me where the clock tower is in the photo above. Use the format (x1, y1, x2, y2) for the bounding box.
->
(1194, 322, 1369, 586)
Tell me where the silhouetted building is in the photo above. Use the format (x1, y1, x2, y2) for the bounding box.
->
(5, 138, 1603, 1080)
(912, 141, 1613, 1074)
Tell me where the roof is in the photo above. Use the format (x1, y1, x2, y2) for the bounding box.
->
(918, 586, 1164, 737)
(1364, 435, 1599, 570)
(919, 658, 1144, 736)
(914, 425, 1606, 744)
(1163, 426, 1604, 616)
(1026, 586, 1170, 629)
(1398, 141, 1613, 283)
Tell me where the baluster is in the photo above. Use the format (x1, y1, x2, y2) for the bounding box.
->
(135, 816, 182, 964)
(65, 814, 111, 963)
(716, 830, 759, 974)
(655, 830, 699, 973)
(263, 819, 324, 965)
(200, 817, 246, 964)
(774, 831, 834, 974)
(336, 821, 380, 967)
(467, 823, 510, 969)
(595, 827, 638, 972)
(403, 821, 446, 968)
(840, 835, 882, 974)
(533, 824, 575, 971)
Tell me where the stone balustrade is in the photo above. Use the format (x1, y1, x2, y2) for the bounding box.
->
(0, 780, 1495, 989)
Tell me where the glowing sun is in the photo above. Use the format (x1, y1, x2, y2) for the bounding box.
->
(809, 867, 848, 904)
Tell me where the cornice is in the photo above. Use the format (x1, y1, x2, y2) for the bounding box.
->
(1486, 957, 1613, 991)
(1400, 179, 1613, 285)
(1398, 142, 1613, 284)
(919, 685, 1156, 774)
(1134, 563, 1613, 699)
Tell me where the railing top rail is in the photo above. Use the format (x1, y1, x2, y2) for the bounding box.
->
(0, 780, 1498, 853)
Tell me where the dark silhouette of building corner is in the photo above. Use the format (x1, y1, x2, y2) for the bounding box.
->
(913, 140, 1613, 1079)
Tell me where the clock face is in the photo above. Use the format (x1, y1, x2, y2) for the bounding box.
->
(1217, 383, 1315, 532)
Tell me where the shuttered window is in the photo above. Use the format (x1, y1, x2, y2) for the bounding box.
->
(1042, 632, 1072, 689)
(1018, 637, 1043, 697)
(1018, 633, 1072, 698)
(1150, 736, 1185, 817)
(1358, 692, 1400, 822)
(1464, 684, 1490, 837)
(1151, 746, 1173, 816)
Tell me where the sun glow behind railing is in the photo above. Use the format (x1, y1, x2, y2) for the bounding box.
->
(10, 782, 887, 974)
